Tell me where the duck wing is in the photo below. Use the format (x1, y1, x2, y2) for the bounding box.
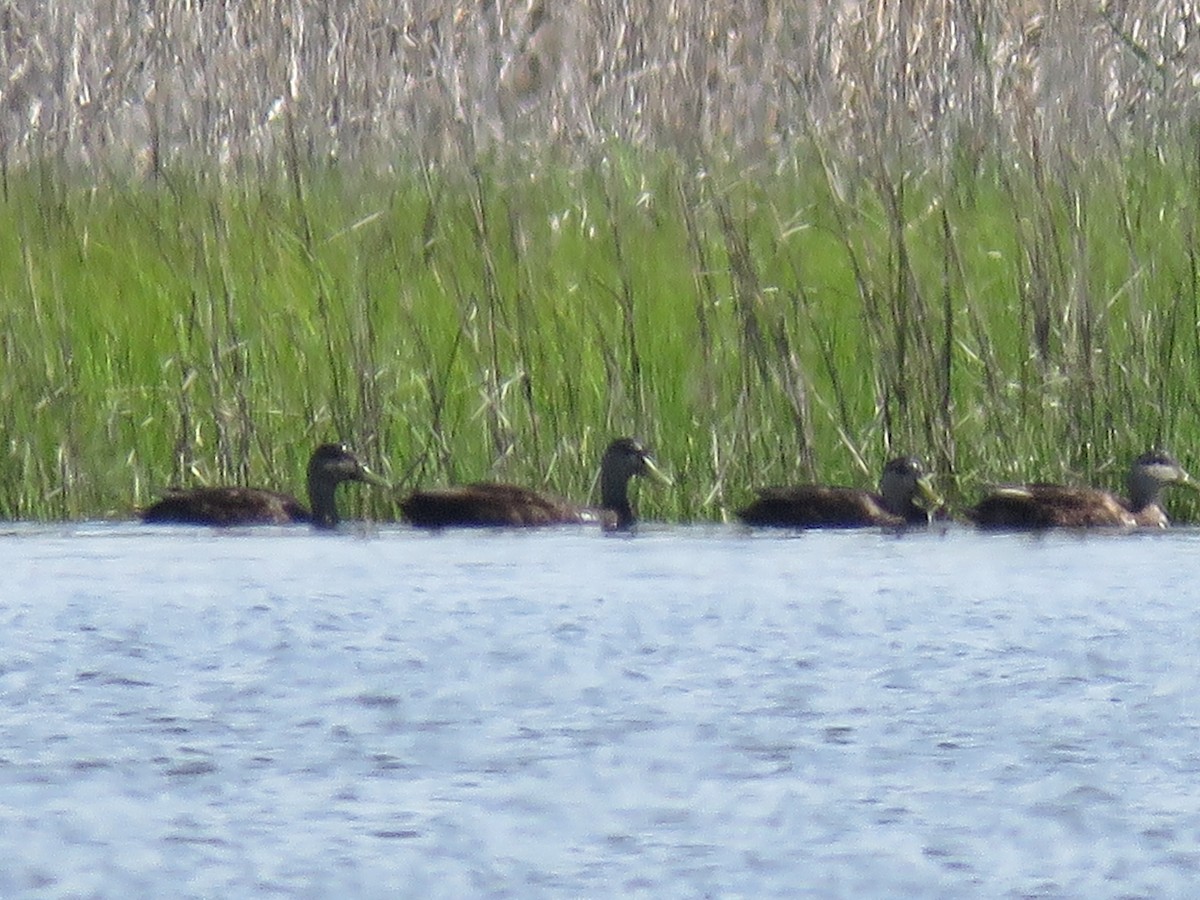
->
(738, 485, 902, 528)
(400, 482, 585, 528)
(141, 486, 310, 526)
(967, 484, 1135, 529)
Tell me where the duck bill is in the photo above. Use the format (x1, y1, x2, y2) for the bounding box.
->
(1177, 470, 1200, 493)
(357, 466, 392, 490)
(640, 456, 673, 488)
(915, 474, 945, 511)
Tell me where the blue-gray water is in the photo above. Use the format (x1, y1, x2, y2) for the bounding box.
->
(3, 523, 1199, 898)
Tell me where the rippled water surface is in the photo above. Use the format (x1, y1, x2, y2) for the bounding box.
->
(3, 522, 1200, 897)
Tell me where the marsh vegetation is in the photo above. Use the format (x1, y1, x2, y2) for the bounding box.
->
(3, 1, 1200, 521)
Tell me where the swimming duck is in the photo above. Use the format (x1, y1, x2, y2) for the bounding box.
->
(965, 450, 1198, 529)
(141, 443, 387, 528)
(399, 437, 671, 530)
(738, 456, 942, 528)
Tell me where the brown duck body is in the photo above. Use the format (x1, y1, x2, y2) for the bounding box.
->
(141, 443, 385, 529)
(966, 485, 1138, 529)
(399, 482, 589, 528)
(739, 485, 925, 528)
(738, 456, 941, 529)
(966, 451, 1197, 530)
(400, 438, 669, 531)
(142, 486, 311, 526)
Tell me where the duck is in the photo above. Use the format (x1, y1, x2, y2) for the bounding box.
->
(738, 456, 943, 528)
(965, 450, 1198, 529)
(141, 442, 387, 528)
(399, 437, 671, 530)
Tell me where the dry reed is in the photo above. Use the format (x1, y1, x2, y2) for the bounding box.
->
(3, 1, 1200, 171)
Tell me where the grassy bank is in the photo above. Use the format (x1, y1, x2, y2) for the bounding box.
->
(3, 141, 1200, 523)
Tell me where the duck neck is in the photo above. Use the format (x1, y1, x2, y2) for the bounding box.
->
(879, 485, 915, 520)
(1126, 473, 1160, 513)
(600, 469, 635, 530)
(308, 474, 340, 529)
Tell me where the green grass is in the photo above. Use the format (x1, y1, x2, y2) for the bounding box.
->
(3, 143, 1200, 523)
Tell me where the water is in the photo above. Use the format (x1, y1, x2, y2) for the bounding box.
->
(2, 522, 1200, 898)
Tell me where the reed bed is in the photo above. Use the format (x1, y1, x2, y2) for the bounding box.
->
(4, 149, 1200, 522)
(2, 1, 1200, 522)
(5, 1, 1200, 168)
